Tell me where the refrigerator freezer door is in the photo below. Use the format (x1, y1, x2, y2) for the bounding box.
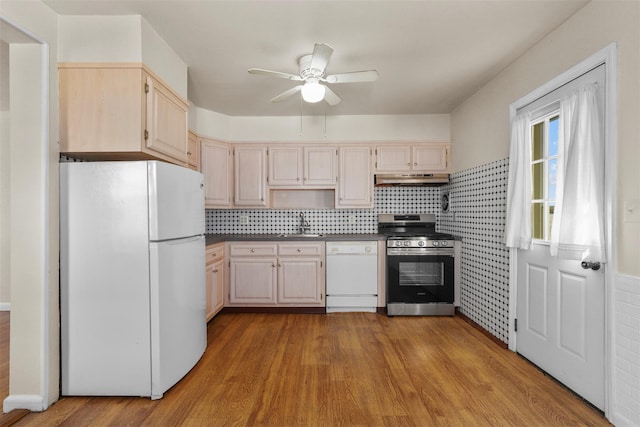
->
(60, 162, 152, 396)
(148, 161, 205, 241)
(149, 235, 206, 399)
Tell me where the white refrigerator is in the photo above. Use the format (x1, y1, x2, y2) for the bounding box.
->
(60, 161, 206, 399)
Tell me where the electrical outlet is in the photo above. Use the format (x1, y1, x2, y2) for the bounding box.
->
(348, 215, 356, 224)
(239, 215, 249, 225)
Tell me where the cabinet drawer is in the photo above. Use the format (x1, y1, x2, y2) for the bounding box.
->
(206, 243, 224, 264)
(278, 243, 324, 256)
(229, 243, 278, 257)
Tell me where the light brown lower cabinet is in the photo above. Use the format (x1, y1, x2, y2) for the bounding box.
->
(226, 242, 325, 307)
(206, 243, 225, 321)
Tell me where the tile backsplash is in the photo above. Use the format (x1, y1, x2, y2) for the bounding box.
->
(206, 186, 442, 234)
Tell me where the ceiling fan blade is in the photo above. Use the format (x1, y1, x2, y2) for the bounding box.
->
(248, 68, 303, 81)
(309, 43, 333, 74)
(323, 86, 342, 106)
(270, 85, 302, 103)
(324, 70, 379, 84)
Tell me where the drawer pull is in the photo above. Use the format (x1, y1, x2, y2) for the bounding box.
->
(297, 248, 302, 253)
(250, 249, 255, 253)
(212, 269, 219, 273)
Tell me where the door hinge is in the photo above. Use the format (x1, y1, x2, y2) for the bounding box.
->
(144, 130, 149, 140)
(144, 82, 149, 94)
(514, 318, 518, 332)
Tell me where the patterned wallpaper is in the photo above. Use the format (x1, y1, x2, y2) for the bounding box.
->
(439, 158, 510, 343)
(206, 159, 511, 344)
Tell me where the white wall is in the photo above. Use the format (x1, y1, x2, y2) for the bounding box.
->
(190, 105, 450, 143)
(58, 15, 188, 99)
(450, 2, 640, 424)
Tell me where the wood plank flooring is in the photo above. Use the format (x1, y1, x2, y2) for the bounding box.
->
(9, 312, 609, 426)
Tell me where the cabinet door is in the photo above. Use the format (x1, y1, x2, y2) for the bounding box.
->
(234, 146, 268, 207)
(58, 66, 144, 154)
(187, 130, 200, 171)
(412, 144, 449, 172)
(205, 258, 225, 319)
(375, 145, 412, 172)
(229, 258, 277, 304)
(144, 74, 188, 164)
(277, 258, 324, 305)
(304, 146, 337, 186)
(201, 139, 232, 208)
(336, 146, 373, 208)
(268, 146, 302, 186)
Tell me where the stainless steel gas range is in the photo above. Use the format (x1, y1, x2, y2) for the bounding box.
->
(378, 214, 456, 316)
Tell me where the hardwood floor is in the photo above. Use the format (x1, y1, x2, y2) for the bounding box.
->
(11, 312, 608, 426)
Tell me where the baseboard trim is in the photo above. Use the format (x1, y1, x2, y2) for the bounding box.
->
(3, 395, 45, 413)
(0, 303, 10, 312)
(455, 308, 508, 349)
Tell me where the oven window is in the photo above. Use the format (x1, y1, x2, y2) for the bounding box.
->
(399, 261, 443, 287)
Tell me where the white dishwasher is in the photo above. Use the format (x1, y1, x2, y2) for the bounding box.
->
(326, 241, 378, 313)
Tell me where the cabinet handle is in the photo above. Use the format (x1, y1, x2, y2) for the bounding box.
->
(187, 151, 192, 155)
(414, 162, 417, 166)
(297, 248, 301, 252)
(278, 263, 281, 267)
(212, 269, 219, 273)
(272, 263, 276, 267)
(407, 162, 411, 166)
(250, 249, 255, 253)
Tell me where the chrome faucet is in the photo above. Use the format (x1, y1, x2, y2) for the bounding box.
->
(299, 212, 311, 235)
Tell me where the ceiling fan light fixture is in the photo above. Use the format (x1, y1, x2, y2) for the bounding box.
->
(301, 79, 325, 103)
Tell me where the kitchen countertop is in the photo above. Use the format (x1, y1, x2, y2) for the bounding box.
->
(206, 233, 386, 246)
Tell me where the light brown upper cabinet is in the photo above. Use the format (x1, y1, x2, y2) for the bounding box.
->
(268, 146, 337, 187)
(375, 143, 450, 173)
(336, 146, 373, 208)
(187, 130, 200, 171)
(234, 145, 268, 208)
(58, 63, 189, 165)
(200, 137, 233, 208)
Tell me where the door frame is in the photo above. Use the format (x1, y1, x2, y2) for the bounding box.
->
(507, 43, 617, 416)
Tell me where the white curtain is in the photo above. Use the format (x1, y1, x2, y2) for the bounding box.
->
(550, 83, 605, 262)
(504, 112, 532, 249)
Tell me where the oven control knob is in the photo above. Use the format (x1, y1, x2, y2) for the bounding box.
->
(432, 241, 440, 247)
(418, 241, 425, 247)
(403, 241, 410, 247)
(440, 241, 449, 246)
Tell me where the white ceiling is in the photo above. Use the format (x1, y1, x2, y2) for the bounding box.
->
(42, 0, 589, 117)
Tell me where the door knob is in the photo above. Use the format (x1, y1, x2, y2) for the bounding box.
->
(581, 261, 601, 271)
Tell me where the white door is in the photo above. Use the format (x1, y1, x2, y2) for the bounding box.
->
(515, 65, 606, 409)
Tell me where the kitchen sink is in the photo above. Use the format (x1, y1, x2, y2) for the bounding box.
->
(277, 234, 324, 238)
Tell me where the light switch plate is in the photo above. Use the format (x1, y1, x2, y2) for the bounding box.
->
(239, 215, 249, 225)
(623, 199, 640, 223)
(348, 215, 356, 224)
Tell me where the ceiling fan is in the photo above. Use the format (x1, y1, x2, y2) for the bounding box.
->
(248, 43, 378, 106)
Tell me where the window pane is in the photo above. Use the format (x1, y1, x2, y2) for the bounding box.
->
(548, 158, 557, 201)
(532, 122, 544, 161)
(548, 116, 559, 157)
(532, 162, 543, 199)
(532, 203, 544, 239)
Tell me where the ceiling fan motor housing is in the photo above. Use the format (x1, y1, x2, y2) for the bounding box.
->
(299, 54, 324, 79)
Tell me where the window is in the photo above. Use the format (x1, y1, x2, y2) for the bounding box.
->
(531, 113, 559, 241)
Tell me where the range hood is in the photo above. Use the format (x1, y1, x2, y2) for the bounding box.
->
(374, 173, 449, 186)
